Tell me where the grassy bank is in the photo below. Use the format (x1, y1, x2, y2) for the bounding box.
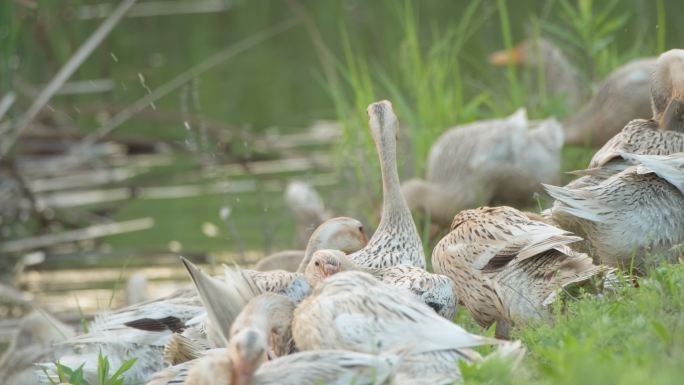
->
(463, 264, 684, 385)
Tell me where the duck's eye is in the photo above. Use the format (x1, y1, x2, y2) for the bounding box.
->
(314, 261, 320, 267)
(358, 226, 363, 232)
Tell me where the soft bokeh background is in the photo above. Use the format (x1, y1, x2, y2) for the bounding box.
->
(0, 0, 681, 318)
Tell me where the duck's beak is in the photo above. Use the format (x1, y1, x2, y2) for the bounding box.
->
(323, 263, 340, 277)
(660, 97, 684, 132)
(489, 46, 524, 66)
(359, 231, 369, 245)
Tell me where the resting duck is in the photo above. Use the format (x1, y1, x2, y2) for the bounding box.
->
(346, 101, 425, 269)
(544, 153, 684, 271)
(292, 271, 523, 383)
(402, 109, 563, 226)
(307, 249, 457, 319)
(432, 206, 617, 337)
(490, 38, 655, 145)
(151, 271, 401, 385)
(46, 218, 363, 385)
(181, 327, 402, 385)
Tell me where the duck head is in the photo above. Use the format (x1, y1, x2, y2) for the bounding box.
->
(229, 293, 295, 358)
(367, 100, 399, 152)
(651, 49, 684, 132)
(306, 217, 368, 255)
(488, 38, 556, 68)
(298, 217, 368, 273)
(229, 328, 267, 385)
(304, 249, 356, 285)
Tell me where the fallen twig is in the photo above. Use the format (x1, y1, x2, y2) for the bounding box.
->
(0, 217, 154, 254)
(77, 0, 232, 20)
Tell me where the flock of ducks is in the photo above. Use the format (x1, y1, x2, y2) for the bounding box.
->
(2, 46, 683, 385)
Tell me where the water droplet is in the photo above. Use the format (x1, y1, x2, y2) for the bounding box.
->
(168, 240, 182, 253)
(219, 206, 232, 221)
(202, 222, 220, 237)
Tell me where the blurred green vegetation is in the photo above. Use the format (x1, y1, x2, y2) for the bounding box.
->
(2, 0, 682, 257)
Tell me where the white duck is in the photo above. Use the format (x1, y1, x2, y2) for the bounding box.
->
(306, 249, 457, 319)
(180, 327, 402, 385)
(44, 218, 365, 385)
(402, 109, 563, 226)
(255, 216, 367, 272)
(292, 271, 523, 383)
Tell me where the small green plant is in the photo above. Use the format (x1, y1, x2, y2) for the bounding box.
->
(542, 0, 634, 81)
(43, 351, 137, 385)
(43, 362, 87, 385)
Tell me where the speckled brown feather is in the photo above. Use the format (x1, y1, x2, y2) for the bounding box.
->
(432, 206, 614, 335)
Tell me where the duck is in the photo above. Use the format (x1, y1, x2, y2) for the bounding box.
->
(432, 206, 617, 337)
(44, 287, 208, 385)
(47, 220, 363, 385)
(563, 58, 655, 145)
(255, 216, 367, 272)
(489, 37, 584, 110)
(306, 249, 457, 319)
(180, 257, 300, 350)
(165, 291, 295, 366)
(554, 49, 684, 193)
(284, 180, 331, 248)
(292, 271, 523, 383)
(150, 273, 401, 385)
(180, 327, 403, 385)
(544, 152, 684, 271)
(345, 101, 425, 269)
(136, 217, 366, 338)
(402, 109, 563, 227)
(586, 49, 684, 171)
(153, 272, 297, 377)
(490, 37, 655, 145)
(1, 310, 75, 385)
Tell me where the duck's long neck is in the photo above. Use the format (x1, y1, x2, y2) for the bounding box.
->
(297, 236, 323, 273)
(375, 136, 414, 234)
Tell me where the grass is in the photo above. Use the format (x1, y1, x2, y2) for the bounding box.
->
(460, 264, 684, 385)
(43, 351, 137, 385)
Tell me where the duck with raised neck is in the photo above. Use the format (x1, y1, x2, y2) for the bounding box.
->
(347, 101, 426, 269)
